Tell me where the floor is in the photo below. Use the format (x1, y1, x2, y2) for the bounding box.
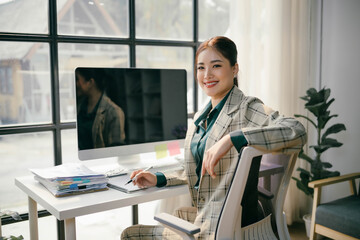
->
(288, 222, 308, 240)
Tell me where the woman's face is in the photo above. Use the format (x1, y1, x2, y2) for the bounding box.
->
(76, 72, 91, 97)
(197, 48, 238, 104)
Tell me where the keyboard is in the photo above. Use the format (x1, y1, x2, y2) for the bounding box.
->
(105, 168, 128, 178)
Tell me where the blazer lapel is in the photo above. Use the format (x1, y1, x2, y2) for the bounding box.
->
(205, 87, 243, 149)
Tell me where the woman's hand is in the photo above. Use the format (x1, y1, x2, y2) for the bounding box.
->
(130, 170, 157, 188)
(201, 134, 234, 179)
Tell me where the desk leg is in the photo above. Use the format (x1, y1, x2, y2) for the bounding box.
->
(263, 175, 271, 191)
(28, 197, 39, 240)
(64, 218, 76, 240)
(132, 205, 138, 225)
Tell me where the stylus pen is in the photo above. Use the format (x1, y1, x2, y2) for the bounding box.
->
(125, 166, 153, 185)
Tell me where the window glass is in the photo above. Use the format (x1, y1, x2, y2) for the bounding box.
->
(136, 46, 194, 113)
(0, 0, 48, 34)
(57, 0, 129, 38)
(0, 41, 51, 127)
(2, 216, 56, 240)
(58, 43, 129, 122)
(136, 0, 193, 41)
(0, 132, 54, 214)
(61, 129, 78, 164)
(198, 0, 230, 41)
(75, 208, 132, 239)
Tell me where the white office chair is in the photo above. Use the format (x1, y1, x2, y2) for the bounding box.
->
(154, 146, 299, 240)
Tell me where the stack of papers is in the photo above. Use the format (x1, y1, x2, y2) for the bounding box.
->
(30, 163, 108, 197)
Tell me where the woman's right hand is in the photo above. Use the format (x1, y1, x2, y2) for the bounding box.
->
(130, 170, 157, 188)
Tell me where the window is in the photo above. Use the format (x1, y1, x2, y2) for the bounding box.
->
(0, 66, 13, 94)
(0, 0, 230, 239)
(135, 0, 193, 40)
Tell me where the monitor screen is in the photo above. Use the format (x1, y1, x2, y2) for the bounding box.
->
(75, 67, 188, 161)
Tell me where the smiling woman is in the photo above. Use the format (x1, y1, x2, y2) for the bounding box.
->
(0, 0, 233, 238)
(121, 36, 307, 240)
(195, 37, 239, 107)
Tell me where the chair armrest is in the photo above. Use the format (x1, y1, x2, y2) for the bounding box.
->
(308, 172, 360, 189)
(154, 212, 200, 235)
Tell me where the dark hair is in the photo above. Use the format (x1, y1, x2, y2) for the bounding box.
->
(76, 68, 106, 91)
(195, 36, 238, 86)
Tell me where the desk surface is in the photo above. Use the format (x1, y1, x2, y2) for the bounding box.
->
(15, 176, 189, 221)
(15, 161, 282, 221)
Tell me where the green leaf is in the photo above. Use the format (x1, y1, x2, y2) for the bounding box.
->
(321, 161, 333, 168)
(322, 123, 346, 139)
(321, 138, 343, 148)
(321, 170, 340, 179)
(310, 145, 330, 154)
(310, 160, 324, 176)
(298, 151, 314, 164)
(323, 88, 331, 102)
(300, 96, 309, 101)
(319, 114, 338, 129)
(306, 88, 318, 98)
(305, 102, 325, 117)
(294, 114, 317, 128)
(325, 97, 335, 110)
(298, 168, 311, 178)
(292, 177, 313, 196)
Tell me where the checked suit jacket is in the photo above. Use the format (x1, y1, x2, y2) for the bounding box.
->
(164, 87, 307, 239)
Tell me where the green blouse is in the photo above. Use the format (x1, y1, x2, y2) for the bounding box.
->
(156, 87, 248, 187)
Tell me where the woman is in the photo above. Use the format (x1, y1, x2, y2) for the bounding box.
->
(76, 68, 126, 149)
(121, 36, 307, 239)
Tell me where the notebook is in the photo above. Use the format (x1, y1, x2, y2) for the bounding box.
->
(107, 174, 147, 193)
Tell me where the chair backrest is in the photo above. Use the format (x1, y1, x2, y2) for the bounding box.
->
(215, 146, 299, 240)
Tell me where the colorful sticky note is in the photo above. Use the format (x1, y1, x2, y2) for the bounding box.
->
(168, 141, 181, 156)
(155, 144, 168, 159)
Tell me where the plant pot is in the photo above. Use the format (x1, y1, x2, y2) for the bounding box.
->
(303, 214, 324, 239)
(303, 213, 311, 238)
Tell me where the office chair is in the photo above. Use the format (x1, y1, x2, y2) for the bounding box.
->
(154, 146, 299, 240)
(308, 172, 360, 240)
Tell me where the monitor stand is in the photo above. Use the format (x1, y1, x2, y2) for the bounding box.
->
(116, 153, 143, 170)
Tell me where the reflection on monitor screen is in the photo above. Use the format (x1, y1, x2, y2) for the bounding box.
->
(75, 67, 188, 161)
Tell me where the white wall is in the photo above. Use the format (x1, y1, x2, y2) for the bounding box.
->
(319, 0, 360, 202)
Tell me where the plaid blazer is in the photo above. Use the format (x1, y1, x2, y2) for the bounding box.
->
(164, 87, 307, 239)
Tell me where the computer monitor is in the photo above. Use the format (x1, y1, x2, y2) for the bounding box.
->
(75, 67, 188, 161)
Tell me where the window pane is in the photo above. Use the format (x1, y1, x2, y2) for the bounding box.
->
(136, 0, 193, 41)
(0, 41, 51, 127)
(57, 0, 129, 38)
(136, 46, 194, 113)
(198, 0, 230, 41)
(0, 0, 48, 34)
(2, 216, 57, 240)
(61, 129, 78, 164)
(58, 43, 129, 122)
(0, 132, 54, 214)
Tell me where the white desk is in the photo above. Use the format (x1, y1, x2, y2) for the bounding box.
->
(15, 176, 189, 240)
(15, 161, 283, 240)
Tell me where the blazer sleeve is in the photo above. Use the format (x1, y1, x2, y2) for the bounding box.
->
(241, 98, 307, 153)
(164, 169, 188, 186)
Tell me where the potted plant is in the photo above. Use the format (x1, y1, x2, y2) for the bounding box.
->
(0, 210, 24, 240)
(292, 87, 346, 237)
